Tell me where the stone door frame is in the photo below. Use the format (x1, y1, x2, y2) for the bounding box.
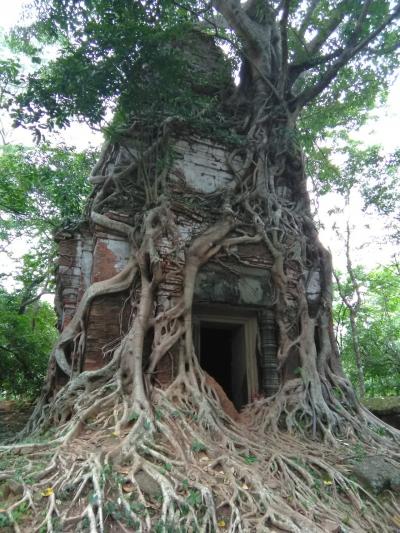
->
(193, 306, 259, 405)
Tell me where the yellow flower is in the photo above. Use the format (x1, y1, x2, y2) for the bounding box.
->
(217, 519, 226, 528)
(41, 487, 54, 497)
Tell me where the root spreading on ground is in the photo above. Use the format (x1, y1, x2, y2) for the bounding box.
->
(1, 369, 399, 532)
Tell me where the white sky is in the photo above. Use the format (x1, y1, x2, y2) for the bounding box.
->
(317, 77, 400, 272)
(1, 1, 399, 293)
(1, 0, 33, 29)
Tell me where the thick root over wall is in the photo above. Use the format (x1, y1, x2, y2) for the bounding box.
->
(1, 122, 399, 531)
(1, 210, 400, 532)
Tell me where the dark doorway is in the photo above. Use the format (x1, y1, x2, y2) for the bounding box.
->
(199, 324, 247, 409)
(200, 327, 233, 400)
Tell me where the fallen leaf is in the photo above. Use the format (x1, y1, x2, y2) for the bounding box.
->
(242, 483, 249, 490)
(111, 432, 119, 437)
(392, 514, 400, 527)
(122, 483, 135, 494)
(41, 487, 54, 497)
(200, 455, 210, 462)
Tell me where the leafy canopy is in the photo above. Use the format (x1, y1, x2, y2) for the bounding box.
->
(8, 1, 232, 135)
(0, 142, 95, 288)
(0, 142, 96, 302)
(0, 142, 95, 239)
(6, 0, 400, 144)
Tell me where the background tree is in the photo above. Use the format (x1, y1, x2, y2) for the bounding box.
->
(0, 142, 95, 288)
(333, 223, 366, 398)
(0, 287, 57, 398)
(318, 133, 400, 400)
(0, 142, 95, 396)
(1, 2, 400, 532)
(335, 263, 400, 397)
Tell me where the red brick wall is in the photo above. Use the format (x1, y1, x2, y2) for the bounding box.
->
(57, 228, 132, 371)
(84, 292, 132, 371)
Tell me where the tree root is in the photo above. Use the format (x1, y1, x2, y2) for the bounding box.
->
(1, 377, 399, 532)
(5, 109, 400, 530)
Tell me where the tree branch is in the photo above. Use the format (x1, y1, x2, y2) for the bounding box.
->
(18, 275, 47, 314)
(292, 3, 400, 108)
(345, 222, 361, 314)
(211, 0, 264, 53)
(306, 1, 347, 56)
(279, 0, 291, 92)
(18, 290, 53, 314)
(348, 0, 373, 47)
(298, 0, 321, 39)
(288, 48, 344, 84)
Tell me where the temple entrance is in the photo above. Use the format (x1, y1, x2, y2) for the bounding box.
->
(193, 309, 259, 410)
(200, 324, 246, 409)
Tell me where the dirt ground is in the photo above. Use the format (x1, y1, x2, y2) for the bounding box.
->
(0, 401, 33, 444)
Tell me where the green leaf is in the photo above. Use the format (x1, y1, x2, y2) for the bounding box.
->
(191, 441, 206, 453)
(242, 454, 257, 465)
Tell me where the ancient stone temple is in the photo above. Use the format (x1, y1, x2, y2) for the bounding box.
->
(55, 132, 288, 411)
(52, 30, 319, 413)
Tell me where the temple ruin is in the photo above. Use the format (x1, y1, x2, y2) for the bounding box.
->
(52, 30, 320, 414)
(54, 130, 318, 412)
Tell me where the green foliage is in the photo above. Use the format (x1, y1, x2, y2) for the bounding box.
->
(0, 287, 57, 397)
(334, 264, 400, 397)
(295, 1, 400, 136)
(191, 440, 206, 453)
(5, 0, 398, 152)
(0, 142, 95, 237)
(186, 488, 202, 507)
(0, 29, 22, 100)
(0, 142, 95, 398)
(242, 453, 258, 465)
(0, 56, 21, 103)
(0, 141, 95, 292)
(7, 2, 233, 134)
(0, 502, 29, 527)
(310, 138, 400, 211)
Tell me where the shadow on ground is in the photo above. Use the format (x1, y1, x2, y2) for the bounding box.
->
(0, 401, 33, 444)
